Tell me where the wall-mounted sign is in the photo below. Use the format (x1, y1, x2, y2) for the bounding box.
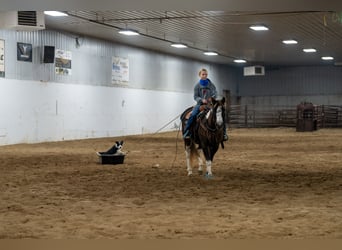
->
(17, 42, 32, 62)
(112, 56, 129, 84)
(55, 49, 72, 75)
(0, 39, 4, 77)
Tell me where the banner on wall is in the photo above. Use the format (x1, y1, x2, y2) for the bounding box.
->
(0, 39, 4, 77)
(55, 49, 72, 75)
(112, 56, 129, 84)
(17, 42, 32, 62)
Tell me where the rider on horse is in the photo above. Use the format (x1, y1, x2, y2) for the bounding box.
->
(183, 68, 228, 141)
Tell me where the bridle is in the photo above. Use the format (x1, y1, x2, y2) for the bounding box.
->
(200, 101, 224, 133)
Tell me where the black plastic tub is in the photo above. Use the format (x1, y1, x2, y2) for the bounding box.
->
(96, 152, 125, 165)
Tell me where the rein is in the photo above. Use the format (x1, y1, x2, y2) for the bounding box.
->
(200, 119, 219, 132)
(199, 104, 222, 133)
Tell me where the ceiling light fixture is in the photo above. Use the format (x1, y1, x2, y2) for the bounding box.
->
(203, 51, 218, 56)
(303, 48, 317, 53)
(234, 59, 247, 63)
(118, 29, 140, 36)
(282, 39, 298, 44)
(44, 11, 68, 17)
(171, 43, 187, 48)
(249, 25, 269, 31)
(321, 56, 334, 61)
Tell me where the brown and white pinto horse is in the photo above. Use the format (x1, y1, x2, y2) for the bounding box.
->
(180, 97, 225, 177)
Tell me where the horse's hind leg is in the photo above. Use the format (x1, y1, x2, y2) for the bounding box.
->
(197, 149, 204, 175)
(185, 145, 193, 176)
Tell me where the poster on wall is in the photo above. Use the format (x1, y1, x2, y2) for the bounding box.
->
(17, 42, 32, 62)
(112, 56, 129, 84)
(0, 39, 4, 77)
(55, 49, 72, 75)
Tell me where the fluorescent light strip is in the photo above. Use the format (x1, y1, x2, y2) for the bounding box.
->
(234, 59, 247, 63)
(171, 43, 187, 48)
(203, 51, 218, 56)
(44, 11, 68, 17)
(282, 39, 298, 44)
(249, 25, 269, 31)
(303, 48, 317, 53)
(118, 29, 140, 36)
(321, 56, 334, 61)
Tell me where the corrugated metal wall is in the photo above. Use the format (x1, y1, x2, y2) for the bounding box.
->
(0, 28, 237, 95)
(0, 28, 239, 145)
(238, 66, 342, 97)
(1, 27, 341, 114)
(1, 27, 342, 145)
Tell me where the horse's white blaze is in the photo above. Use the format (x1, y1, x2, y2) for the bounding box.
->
(205, 109, 212, 119)
(185, 145, 192, 175)
(206, 160, 212, 175)
(216, 106, 223, 126)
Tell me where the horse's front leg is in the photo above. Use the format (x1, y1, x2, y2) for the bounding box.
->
(205, 160, 212, 176)
(202, 147, 213, 177)
(185, 145, 192, 176)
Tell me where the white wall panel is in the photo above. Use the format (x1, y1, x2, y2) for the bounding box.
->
(0, 78, 193, 145)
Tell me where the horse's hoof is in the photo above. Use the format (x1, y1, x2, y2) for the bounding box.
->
(204, 172, 214, 179)
(187, 172, 193, 177)
(198, 170, 203, 175)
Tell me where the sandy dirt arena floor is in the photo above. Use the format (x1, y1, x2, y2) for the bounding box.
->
(0, 128, 342, 239)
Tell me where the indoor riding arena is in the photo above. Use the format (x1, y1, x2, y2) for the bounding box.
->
(1, 127, 342, 239)
(1, 6, 342, 241)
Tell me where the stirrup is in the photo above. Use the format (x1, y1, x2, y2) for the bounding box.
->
(183, 130, 191, 139)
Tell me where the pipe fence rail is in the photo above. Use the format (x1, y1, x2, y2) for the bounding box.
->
(227, 104, 342, 128)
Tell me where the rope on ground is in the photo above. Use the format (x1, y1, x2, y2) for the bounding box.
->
(171, 124, 182, 168)
(113, 113, 183, 167)
(152, 113, 183, 168)
(152, 114, 181, 135)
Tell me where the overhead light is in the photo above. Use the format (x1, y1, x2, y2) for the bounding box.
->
(321, 56, 334, 61)
(282, 39, 298, 44)
(234, 59, 247, 63)
(249, 25, 269, 31)
(171, 43, 187, 48)
(44, 11, 68, 17)
(203, 51, 218, 56)
(303, 48, 317, 53)
(118, 29, 140, 36)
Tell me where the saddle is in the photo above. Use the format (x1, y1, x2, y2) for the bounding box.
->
(180, 104, 208, 121)
(180, 105, 209, 145)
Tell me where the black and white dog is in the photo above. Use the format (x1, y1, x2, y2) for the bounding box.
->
(97, 140, 124, 155)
